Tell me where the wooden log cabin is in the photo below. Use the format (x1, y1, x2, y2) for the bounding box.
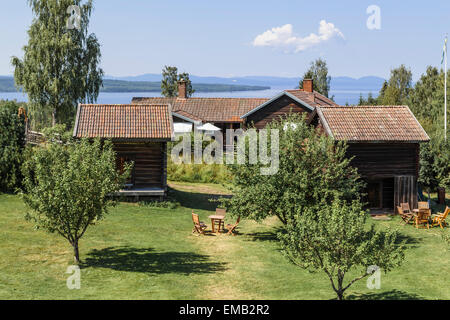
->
(132, 81, 267, 145)
(238, 81, 430, 211)
(311, 106, 429, 211)
(73, 104, 174, 198)
(130, 79, 429, 211)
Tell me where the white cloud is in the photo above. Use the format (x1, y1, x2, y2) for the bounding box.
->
(252, 20, 345, 53)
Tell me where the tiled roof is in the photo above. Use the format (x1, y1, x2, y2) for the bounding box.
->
(316, 106, 430, 142)
(132, 97, 268, 122)
(74, 104, 173, 140)
(285, 90, 339, 107)
(172, 110, 203, 122)
(240, 89, 339, 119)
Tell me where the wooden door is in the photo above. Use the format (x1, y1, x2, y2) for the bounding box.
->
(367, 181, 382, 209)
(394, 175, 417, 210)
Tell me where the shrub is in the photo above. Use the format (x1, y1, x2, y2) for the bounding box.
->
(221, 113, 363, 225)
(0, 100, 27, 192)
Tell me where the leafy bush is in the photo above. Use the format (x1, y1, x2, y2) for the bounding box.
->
(0, 100, 27, 192)
(221, 113, 363, 225)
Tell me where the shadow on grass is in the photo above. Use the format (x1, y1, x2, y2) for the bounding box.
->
(245, 227, 285, 243)
(169, 188, 231, 211)
(347, 289, 424, 300)
(81, 246, 227, 275)
(395, 232, 421, 248)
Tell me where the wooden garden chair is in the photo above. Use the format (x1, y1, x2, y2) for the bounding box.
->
(418, 201, 429, 209)
(401, 202, 412, 213)
(397, 205, 414, 225)
(226, 216, 241, 236)
(192, 211, 207, 235)
(431, 206, 450, 229)
(415, 208, 431, 229)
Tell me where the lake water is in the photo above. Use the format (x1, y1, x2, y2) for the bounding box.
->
(0, 88, 377, 106)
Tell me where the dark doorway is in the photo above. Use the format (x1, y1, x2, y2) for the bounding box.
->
(367, 181, 382, 209)
(382, 178, 395, 209)
(117, 154, 135, 187)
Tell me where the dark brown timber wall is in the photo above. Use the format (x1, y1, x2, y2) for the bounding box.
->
(246, 96, 310, 129)
(347, 143, 420, 210)
(346, 143, 419, 178)
(113, 142, 166, 189)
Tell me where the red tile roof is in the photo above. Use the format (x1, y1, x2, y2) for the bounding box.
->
(132, 97, 268, 123)
(133, 90, 336, 122)
(285, 90, 338, 107)
(74, 104, 173, 140)
(172, 110, 203, 122)
(316, 106, 430, 142)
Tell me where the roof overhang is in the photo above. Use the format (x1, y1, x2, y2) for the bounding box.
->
(172, 111, 202, 125)
(240, 91, 315, 119)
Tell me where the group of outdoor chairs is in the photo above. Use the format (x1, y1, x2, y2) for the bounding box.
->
(191, 208, 240, 236)
(397, 201, 449, 229)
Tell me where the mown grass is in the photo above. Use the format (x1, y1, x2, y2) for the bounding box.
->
(0, 183, 449, 300)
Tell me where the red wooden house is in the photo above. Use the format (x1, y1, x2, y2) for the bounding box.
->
(73, 104, 174, 197)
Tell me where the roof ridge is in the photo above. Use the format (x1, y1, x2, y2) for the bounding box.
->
(80, 103, 171, 106)
(319, 105, 409, 108)
(133, 97, 268, 100)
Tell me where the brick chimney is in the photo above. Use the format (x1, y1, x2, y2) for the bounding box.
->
(303, 79, 314, 93)
(178, 79, 187, 99)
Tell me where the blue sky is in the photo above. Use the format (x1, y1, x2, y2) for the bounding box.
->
(1, 0, 449, 80)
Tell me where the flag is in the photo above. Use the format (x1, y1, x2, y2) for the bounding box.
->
(442, 36, 447, 65)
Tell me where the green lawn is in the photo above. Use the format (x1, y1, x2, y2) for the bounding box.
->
(0, 181, 449, 300)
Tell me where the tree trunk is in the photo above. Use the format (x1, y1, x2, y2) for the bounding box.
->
(73, 241, 80, 264)
(52, 108, 56, 127)
(337, 272, 345, 300)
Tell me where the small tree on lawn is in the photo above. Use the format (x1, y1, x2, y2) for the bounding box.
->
(221, 113, 364, 225)
(279, 199, 405, 300)
(21, 138, 131, 264)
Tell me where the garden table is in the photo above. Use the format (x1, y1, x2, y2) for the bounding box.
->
(208, 215, 225, 233)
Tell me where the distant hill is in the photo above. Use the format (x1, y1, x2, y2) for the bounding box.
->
(105, 74, 300, 87)
(0, 76, 270, 93)
(106, 74, 386, 93)
(330, 76, 386, 91)
(0, 77, 19, 92)
(1, 74, 386, 94)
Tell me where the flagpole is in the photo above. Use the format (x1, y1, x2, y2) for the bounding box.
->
(445, 35, 447, 141)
